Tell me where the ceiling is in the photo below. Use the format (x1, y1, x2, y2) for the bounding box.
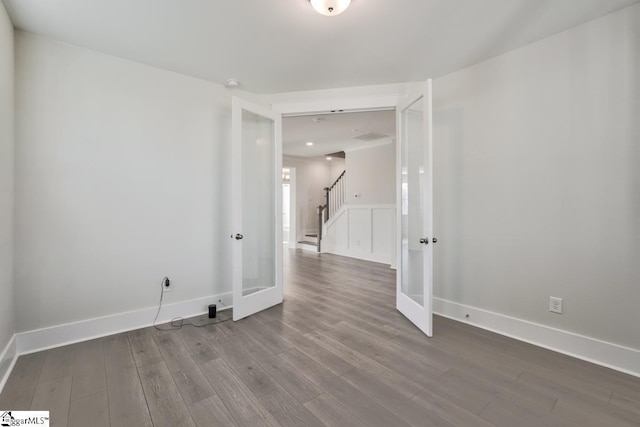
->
(283, 110, 395, 157)
(3, 0, 638, 94)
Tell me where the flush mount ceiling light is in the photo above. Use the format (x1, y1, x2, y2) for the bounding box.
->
(309, 0, 351, 16)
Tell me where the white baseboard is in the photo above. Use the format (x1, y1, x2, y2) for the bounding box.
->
(297, 242, 319, 253)
(15, 292, 232, 356)
(0, 335, 17, 393)
(324, 246, 392, 266)
(434, 297, 640, 378)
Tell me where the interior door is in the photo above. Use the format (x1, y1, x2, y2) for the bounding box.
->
(396, 80, 434, 336)
(231, 96, 283, 321)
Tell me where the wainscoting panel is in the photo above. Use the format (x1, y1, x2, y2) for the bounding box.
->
(323, 204, 395, 265)
(348, 208, 372, 253)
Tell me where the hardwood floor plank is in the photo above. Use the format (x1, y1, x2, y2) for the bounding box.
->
(212, 333, 281, 398)
(72, 338, 104, 377)
(234, 315, 296, 355)
(258, 387, 325, 427)
(177, 325, 220, 364)
(71, 338, 106, 401)
(610, 393, 640, 417)
(498, 374, 558, 411)
(68, 390, 109, 427)
(104, 346, 135, 376)
(341, 368, 453, 426)
(334, 320, 449, 375)
(305, 329, 424, 398)
(128, 328, 163, 368)
(254, 319, 355, 376)
(516, 371, 613, 405)
(505, 338, 638, 395)
(70, 371, 106, 402)
(412, 384, 496, 427)
(303, 393, 368, 427)
(38, 345, 76, 384)
(0, 352, 46, 410)
(199, 358, 280, 427)
(233, 331, 323, 404)
(415, 370, 492, 415)
(320, 322, 443, 386)
(552, 395, 640, 427)
(153, 331, 215, 405)
(101, 331, 130, 352)
(188, 395, 238, 427)
(30, 375, 72, 427)
(137, 361, 196, 427)
(105, 364, 152, 427)
(479, 397, 579, 427)
(279, 348, 411, 427)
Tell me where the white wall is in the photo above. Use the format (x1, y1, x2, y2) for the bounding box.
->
(329, 157, 345, 183)
(0, 4, 15, 375)
(14, 32, 239, 333)
(433, 4, 640, 350)
(345, 141, 395, 205)
(282, 156, 331, 238)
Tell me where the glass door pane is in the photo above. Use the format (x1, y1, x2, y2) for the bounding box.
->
(232, 97, 282, 321)
(396, 81, 433, 337)
(400, 96, 425, 306)
(241, 108, 276, 297)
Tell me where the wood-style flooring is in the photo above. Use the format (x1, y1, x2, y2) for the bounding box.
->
(1, 249, 639, 426)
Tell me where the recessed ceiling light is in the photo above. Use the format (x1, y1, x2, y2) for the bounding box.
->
(225, 79, 239, 88)
(306, 142, 314, 146)
(326, 157, 333, 161)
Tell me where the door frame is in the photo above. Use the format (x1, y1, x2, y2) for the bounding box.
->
(286, 167, 297, 249)
(273, 85, 433, 333)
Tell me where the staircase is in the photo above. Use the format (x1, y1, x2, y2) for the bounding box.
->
(297, 233, 319, 252)
(317, 170, 346, 252)
(297, 170, 346, 253)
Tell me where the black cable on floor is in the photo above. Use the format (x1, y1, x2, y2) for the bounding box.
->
(152, 276, 231, 331)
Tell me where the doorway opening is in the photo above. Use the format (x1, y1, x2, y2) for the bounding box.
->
(281, 109, 397, 267)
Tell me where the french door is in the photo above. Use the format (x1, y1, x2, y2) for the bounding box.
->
(231, 97, 283, 321)
(396, 80, 434, 336)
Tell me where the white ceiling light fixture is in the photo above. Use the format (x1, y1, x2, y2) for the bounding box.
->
(309, 0, 351, 16)
(306, 141, 314, 146)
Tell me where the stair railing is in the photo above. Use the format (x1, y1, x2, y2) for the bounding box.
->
(317, 170, 346, 252)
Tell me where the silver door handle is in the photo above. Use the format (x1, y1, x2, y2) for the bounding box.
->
(232, 233, 243, 240)
(419, 238, 429, 244)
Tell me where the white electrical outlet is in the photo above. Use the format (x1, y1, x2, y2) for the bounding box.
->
(549, 296, 563, 314)
(163, 277, 173, 292)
